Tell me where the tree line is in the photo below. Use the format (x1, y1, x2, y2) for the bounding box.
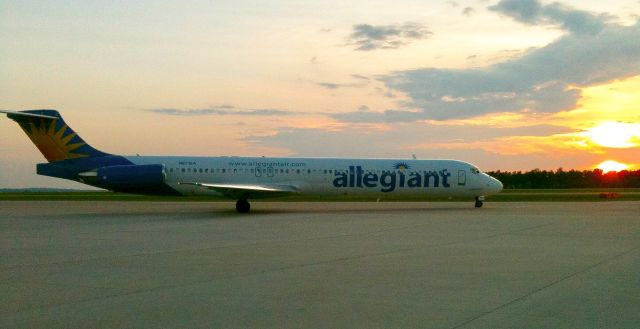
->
(486, 169, 640, 189)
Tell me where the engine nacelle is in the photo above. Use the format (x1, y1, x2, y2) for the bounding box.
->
(96, 164, 166, 189)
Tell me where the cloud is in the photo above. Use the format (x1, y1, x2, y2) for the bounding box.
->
(147, 106, 298, 117)
(330, 108, 422, 123)
(316, 75, 371, 90)
(489, 0, 609, 35)
(379, 3, 640, 120)
(244, 122, 573, 159)
(351, 74, 370, 81)
(316, 82, 369, 90)
(348, 22, 432, 51)
(316, 82, 342, 90)
(462, 7, 475, 16)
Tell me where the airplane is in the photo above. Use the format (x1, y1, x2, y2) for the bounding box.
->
(1, 109, 503, 213)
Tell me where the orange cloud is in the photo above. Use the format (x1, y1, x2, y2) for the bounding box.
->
(406, 133, 589, 156)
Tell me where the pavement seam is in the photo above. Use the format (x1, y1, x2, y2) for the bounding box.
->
(450, 244, 640, 329)
(2, 219, 545, 271)
(1, 222, 554, 317)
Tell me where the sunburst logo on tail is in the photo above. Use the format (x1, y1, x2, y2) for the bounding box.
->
(21, 118, 88, 162)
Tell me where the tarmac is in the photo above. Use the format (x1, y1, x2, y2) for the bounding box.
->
(1, 201, 639, 328)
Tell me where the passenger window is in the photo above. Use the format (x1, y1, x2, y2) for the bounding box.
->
(222, 169, 226, 173)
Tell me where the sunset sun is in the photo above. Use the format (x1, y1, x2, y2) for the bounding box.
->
(596, 160, 628, 173)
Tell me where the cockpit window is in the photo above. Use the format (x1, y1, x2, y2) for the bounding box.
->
(470, 167, 480, 174)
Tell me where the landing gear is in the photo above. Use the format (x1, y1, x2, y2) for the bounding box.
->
(236, 199, 250, 213)
(475, 196, 484, 208)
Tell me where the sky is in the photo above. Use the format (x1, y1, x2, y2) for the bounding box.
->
(1, 0, 640, 188)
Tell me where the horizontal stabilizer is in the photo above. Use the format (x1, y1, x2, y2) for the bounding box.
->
(0, 109, 58, 119)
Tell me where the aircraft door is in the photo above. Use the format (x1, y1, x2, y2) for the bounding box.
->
(458, 170, 466, 186)
(254, 167, 274, 182)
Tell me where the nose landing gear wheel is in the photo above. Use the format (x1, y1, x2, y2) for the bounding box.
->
(474, 196, 484, 208)
(236, 199, 250, 213)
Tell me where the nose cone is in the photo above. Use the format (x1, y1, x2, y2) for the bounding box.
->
(481, 174, 503, 195)
(488, 176, 503, 194)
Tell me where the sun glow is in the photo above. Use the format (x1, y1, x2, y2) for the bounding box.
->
(596, 160, 628, 173)
(582, 122, 640, 148)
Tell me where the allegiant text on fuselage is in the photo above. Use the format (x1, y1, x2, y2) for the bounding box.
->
(333, 166, 451, 192)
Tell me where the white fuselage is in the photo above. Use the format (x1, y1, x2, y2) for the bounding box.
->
(125, 156, 503, 199)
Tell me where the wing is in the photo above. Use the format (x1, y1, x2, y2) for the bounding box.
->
(179, 182, 299, 199)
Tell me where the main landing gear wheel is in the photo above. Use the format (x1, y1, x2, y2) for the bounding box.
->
(474, 196, 484, 208)
(236, 199, 250, 213)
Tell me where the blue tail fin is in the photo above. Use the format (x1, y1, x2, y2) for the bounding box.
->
(4, 109, 110, 162)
